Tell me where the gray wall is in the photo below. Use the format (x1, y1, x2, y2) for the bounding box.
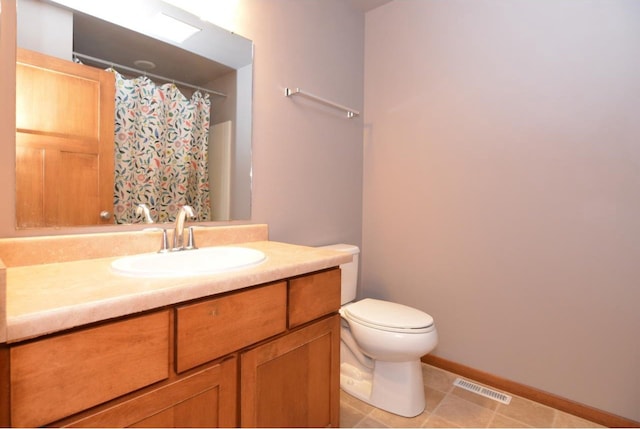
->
(237, 0, 365, 247)
(362, 0, 640, 421)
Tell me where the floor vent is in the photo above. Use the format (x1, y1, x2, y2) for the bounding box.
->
(453, 378, 512, 405)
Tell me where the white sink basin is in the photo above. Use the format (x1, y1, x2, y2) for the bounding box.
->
(111, 246, 266, 277)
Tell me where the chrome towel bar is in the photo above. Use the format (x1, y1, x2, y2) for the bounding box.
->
(285, 87, 360, 119)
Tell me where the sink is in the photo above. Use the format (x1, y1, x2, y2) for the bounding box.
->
(111, 246, 267, 277)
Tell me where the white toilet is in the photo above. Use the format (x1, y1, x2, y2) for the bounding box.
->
(320, 244, 438, 418)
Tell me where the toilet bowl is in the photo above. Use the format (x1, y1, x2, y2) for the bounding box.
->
(319, 244, 438, 418)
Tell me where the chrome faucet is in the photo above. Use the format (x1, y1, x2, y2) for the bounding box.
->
(135, 203, 154, 224)
(172, 205, 196, 251)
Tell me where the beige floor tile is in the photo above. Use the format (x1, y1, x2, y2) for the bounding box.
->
(369, 407, 430, 428)
(341, 390, 376, 415)
(422, 364, 458, 394)
(340, 364, 605, 428)
(496, 395, 556, 428)
(422, 414, 461, 428)
(340, 402, 368, 428)
(553, 410, 606, 428)
(425, 386, 447, 412)
(432, 393, 495, 427)
(355, 416, 389, 428)
(489, 413, 532, 428)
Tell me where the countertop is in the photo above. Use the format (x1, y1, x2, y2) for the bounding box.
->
(1, 227, 351, 343)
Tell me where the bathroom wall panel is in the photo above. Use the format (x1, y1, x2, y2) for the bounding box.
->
(217, 0, 365, 249)
(362, 0, 640, 422)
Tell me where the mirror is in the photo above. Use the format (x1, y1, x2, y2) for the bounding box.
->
(16, 0, 253, 228)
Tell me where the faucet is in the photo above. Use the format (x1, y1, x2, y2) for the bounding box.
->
(172, 205, 196, 251)
(135, 203, 154, 223)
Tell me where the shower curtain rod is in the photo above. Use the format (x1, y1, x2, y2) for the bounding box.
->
(72, 52, 227, 98)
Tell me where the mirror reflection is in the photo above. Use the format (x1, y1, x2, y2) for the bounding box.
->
(15, 0, 253, 228)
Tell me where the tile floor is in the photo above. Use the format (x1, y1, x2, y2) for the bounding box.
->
(340, 364, 605, 428)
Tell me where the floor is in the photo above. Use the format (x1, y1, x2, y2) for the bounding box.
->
(340, 364, 605, 428)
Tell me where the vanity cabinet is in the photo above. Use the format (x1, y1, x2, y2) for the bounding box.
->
(288, 267, 341, 328)
(9, 311, 170, 428)
(2, 268, 341, 428)
(241, 315, 340, 427)
(63, 357, 238, 428)
(175, 281, 287, 373)
(239, 268, 341, 427)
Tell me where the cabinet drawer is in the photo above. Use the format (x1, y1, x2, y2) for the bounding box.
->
(10, 311, 170, 428)
(176, 282, 287, 373)
(289, 268, 341, 328)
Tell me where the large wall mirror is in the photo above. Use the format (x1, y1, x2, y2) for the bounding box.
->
(15, 0, 253, 229)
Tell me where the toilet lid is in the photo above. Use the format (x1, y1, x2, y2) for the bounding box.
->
(343, 298, 434, 333)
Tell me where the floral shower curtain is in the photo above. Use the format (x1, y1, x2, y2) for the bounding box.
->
(112, 71, 212, 224)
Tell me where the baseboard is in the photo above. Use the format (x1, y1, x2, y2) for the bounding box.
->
(422, 355, 640, 428)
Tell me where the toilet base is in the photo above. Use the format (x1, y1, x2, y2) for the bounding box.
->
(340, 359, 426, 418)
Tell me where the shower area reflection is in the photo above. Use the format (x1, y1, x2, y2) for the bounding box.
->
(110, 69, 214, 224)
(15, 0, 254, 227)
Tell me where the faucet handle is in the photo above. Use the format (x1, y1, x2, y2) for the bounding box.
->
(159, 229, 170, 253)
(185, 227, 197, 250)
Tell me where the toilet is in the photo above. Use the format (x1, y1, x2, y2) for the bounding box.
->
(320, 244, 438, 418)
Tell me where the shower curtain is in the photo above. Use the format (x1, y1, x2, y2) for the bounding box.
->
(112, 71, 212, 224)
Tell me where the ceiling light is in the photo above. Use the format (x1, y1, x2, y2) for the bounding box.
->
(133, 60, 157, 70)
(147, 13, 201, 43)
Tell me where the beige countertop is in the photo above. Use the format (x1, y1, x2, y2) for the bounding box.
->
(0, 226, 351, 343)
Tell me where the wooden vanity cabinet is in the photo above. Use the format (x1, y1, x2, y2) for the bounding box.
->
(288, 268, 341, 328)
(241, 314, 340, 428)
(10, 311, 171, 428)
(62, 357, 238, 428)
(240, 269, 341, 427)
(176, 281, 287, 373)
(3, 268, 341, 428)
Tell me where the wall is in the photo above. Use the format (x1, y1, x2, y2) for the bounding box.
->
(0, 0, 364, 249)
(236, 0, 364, 246)
(16, 0, 71, 60)
(362, 0, 640, 421)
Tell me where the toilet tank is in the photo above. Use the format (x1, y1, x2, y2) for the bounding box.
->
(318, 244, 359, 305)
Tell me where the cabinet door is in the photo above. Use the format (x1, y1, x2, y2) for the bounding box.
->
(63, 357, 237, 428)
(240, 315, 340, 428)
(130, 388, 220, 428)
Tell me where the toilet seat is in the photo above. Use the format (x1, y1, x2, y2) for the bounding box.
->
(343, 298, 435, 334)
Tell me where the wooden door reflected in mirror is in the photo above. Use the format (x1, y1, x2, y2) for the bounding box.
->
(16, 48, 115, 227)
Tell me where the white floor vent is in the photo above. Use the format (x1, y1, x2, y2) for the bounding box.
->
(453, 378, 512, 405)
